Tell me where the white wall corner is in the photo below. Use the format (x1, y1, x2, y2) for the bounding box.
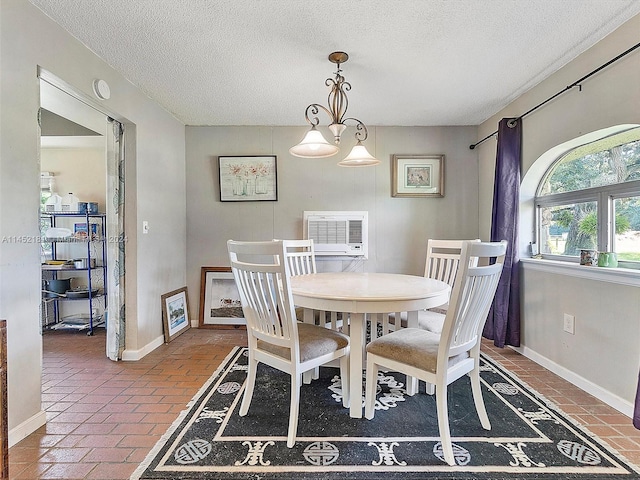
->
(9, 410, 47, 448)
(121, 334, 165, 361)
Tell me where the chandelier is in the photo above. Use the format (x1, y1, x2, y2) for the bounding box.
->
(289, 52, 380, 167)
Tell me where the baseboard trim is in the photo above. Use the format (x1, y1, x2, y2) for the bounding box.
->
(512, 345, 633, 417)
(121, 334, 165, 361)
(9, 409, 46, 447)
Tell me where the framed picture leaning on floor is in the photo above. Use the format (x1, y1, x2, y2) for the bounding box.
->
(161, 287, 190, 342)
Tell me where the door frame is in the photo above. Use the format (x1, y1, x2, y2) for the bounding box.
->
(38, 67, 133, 358)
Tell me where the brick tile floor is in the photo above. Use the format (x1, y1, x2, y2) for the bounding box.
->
(8, 328, 640, 479)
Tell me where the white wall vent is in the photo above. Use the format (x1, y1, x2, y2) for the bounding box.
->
(303, 211, 368, 258)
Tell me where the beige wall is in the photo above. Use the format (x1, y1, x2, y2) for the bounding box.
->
(185, 125, 480, 316)
(1, 0, 187, 445)
(41, 147, 107, 212)
(477, 14, 640, 413)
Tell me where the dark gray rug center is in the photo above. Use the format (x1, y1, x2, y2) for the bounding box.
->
(131, 347, 640, 479)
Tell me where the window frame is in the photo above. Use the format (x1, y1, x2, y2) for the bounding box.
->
(535, 178, 640, 269)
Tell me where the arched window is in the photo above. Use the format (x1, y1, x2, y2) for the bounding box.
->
(535, 127, 640, 269)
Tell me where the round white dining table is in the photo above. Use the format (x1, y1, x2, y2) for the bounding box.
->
(289, 272, 451, 418)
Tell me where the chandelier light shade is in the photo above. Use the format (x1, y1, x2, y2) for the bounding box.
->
(288, 126, 339, 158)
(289, 51, 379, 167)
(338, 141, 381, 167)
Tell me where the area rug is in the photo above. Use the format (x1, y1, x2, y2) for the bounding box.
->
(132, 347, 640, 479)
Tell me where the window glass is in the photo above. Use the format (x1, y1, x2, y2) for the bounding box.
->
(540, 133, 640, 195)
(614, 195, 640, 262)
(539, 202, 597, 255)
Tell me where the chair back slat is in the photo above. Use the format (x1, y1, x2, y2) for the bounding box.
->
(228, 240, 299, 353)
(427, 254, 461, 287)
(425, 239, 480, 288)
(440, 241, 507, 359)
(282, 239, 317, 276)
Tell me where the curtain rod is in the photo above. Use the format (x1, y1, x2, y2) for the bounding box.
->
(469, 40, 640, 150)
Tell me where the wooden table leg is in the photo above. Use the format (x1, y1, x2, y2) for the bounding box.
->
(302, 308, 314, 384)
(349, 312, 364, 418)
(406, 310, 419, 395)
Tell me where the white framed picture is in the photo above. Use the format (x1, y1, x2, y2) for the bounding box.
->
(218, 155, 277, 202)
(392, 154, 445, 197)
(161, 287, 190, 342)
(199, 267, 245, 326)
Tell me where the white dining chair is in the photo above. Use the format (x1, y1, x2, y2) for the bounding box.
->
(386, 239, 480, 335)
(424, 239, 481, 295)
(364, 240, 507, 466)
(282, 238, 345, 383)
(281, 239, 316, 323)
(228, 239, 350, 448)
(282, 238, 345, 332)
(418, 238, 481, 332)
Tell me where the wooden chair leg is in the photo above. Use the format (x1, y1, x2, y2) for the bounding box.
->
(339, 355, 350, 408)
(436, 385, 455, 466)
(470, 368, 491, 430)
(239, 357, 258, 416)
(406, 375, 418, 395)
(287, 373, 302, 448)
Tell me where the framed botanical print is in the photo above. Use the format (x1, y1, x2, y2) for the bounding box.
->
(218, 155, 277, 202)
(391, 154, 445, 197)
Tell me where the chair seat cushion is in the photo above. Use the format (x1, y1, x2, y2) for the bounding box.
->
(366, 328, 467, 373)
(417, 310, 446, 334)
(258, 322, 349, 363)
(388, 308, 447, 331)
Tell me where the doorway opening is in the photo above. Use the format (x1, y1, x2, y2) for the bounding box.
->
(38, 72, 128, 361)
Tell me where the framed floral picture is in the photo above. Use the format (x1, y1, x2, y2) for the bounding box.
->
(391, 154, 445, 197)
(218, 155, 277, 202)
(161, 287, 190, 343)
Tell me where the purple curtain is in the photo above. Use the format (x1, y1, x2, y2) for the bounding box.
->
(634, 371, 640, 429)
(483, 118, 521, 348)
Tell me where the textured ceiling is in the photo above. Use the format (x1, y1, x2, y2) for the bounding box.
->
(29, 0, 640, 127)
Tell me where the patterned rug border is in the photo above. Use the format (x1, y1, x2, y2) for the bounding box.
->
(131, 346, 640, 480)
(130, 347, 241, 480)
(478, 352, 640, 475)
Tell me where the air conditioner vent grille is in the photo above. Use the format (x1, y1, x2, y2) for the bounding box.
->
(303, 211, 368, 258)
(308, 220, 347, 244)
(349, 220, 363, 243)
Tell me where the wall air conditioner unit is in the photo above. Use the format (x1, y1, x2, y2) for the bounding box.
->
(303, 211, 368, 258)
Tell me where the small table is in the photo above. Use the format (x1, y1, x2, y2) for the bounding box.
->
(290, 272, 450, 418)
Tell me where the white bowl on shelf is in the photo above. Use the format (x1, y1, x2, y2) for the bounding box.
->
(45, 227, 72, 239)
